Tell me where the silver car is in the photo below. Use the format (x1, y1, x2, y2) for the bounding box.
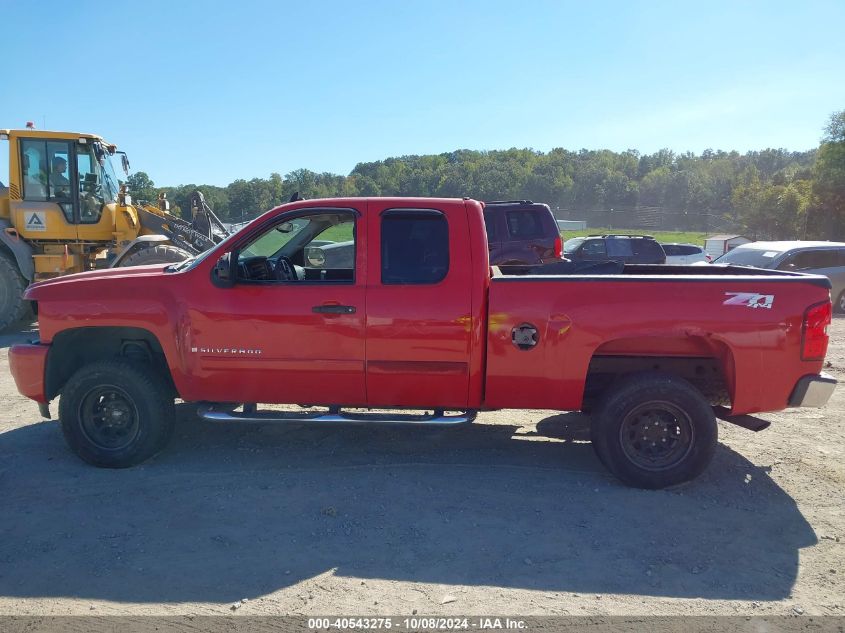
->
(713, 241, 845, 312)
(661, 243, 711, 264)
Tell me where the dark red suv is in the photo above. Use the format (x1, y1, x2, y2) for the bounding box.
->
(483, 200, 562, 266)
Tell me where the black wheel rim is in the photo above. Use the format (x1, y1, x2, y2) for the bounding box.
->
(619, 401, 694, 471)
(78, 385, 140, 450)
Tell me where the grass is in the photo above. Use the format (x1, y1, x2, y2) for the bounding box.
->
(319, 223, 354, 242)
(561, 227, 709, 246)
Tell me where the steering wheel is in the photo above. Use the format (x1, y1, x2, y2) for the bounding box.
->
(275, 256, 298, 281)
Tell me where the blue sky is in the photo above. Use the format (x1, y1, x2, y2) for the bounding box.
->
(1, 0, 843, 186)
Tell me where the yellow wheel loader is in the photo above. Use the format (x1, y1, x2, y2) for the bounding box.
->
(0, 128, 229, 330)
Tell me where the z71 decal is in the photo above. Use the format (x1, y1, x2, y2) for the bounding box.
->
(723, 292, 774, 309)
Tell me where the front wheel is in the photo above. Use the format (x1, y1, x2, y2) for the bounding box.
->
(590, 372, 717, 489)
(59, 360, 175, 467)
(835, 291, 845, 314)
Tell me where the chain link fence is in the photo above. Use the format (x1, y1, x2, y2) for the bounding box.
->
(552, 206, 741, 234)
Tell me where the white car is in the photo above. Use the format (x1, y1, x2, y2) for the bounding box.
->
(661, 243, 711, 265)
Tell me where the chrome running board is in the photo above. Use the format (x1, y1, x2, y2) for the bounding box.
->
(197, 405, 476, 426)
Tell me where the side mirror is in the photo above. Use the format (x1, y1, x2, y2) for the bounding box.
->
(212, 252, 236, 288)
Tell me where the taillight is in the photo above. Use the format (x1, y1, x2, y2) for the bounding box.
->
(554, 235, 563, 259)
(802, 300, 831, 360)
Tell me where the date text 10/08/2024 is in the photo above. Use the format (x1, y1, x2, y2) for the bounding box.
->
(307, 617, 528, 630)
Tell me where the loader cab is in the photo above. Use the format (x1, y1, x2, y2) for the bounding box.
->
(2, 130, 122, 244)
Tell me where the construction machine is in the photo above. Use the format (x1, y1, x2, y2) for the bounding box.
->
(0, 127, 229, 330)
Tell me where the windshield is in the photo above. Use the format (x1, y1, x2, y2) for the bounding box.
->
(89, 142, 122, 201)
(713, 248, 783, 268)
(100, 151, 122, 200)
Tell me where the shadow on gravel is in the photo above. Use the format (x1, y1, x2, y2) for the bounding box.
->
(0, 406, 815, 604)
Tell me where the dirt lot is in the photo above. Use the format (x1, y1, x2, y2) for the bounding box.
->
(0, 320, 843, 617)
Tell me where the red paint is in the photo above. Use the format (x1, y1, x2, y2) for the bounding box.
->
(9, 197, 833, 417)
(8, 342, 48, 402)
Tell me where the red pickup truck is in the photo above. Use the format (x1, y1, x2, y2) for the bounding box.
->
(9, 197, 837, 488)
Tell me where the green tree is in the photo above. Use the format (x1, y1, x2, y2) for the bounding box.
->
(808, 110, 845, 238)
(126, 171, 157, 204)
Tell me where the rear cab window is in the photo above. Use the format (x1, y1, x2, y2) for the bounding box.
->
(381, 209, 449, 284)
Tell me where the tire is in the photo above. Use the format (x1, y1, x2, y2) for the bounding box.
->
(590, 372, 717, 489)
(835, 291, 845, 314)
(121, 244, 192, 267)
(59, 360, 175, 468)
(0, 253, 29, 331)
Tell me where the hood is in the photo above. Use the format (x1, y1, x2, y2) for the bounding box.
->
(25, 264, 170, 299)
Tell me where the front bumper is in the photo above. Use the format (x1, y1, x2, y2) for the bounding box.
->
(789, 372, 837, 408)
(8, 342, 49, 404)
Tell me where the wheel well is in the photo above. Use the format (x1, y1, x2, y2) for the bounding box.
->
(46, 327, 174, 400)
(583, 355, 731, 410)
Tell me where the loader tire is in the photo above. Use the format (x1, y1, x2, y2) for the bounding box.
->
(59, 360, 175, 468)
(121, 244, 192, 267)
(0, 253, 30, 331)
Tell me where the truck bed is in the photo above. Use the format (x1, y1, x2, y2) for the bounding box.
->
(486, 264, 831, 415)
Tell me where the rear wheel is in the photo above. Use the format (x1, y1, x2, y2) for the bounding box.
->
(0, 253, 29, 331)
(836, 291, 845, 314)
(121, 244, 192, 267)
(590, 372, 717, 489)
(59, 360, 175, 468)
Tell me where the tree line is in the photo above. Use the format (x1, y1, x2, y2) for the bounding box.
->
(128, 109, 845, 240)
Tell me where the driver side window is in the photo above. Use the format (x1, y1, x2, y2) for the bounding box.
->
(236, 209, 357, 283)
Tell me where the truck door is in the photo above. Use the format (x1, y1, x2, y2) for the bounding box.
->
(364, 201, 473, 408)
(188, 206, 367, 405)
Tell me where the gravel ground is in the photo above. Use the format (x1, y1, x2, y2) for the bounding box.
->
(0, 319, 842, 617)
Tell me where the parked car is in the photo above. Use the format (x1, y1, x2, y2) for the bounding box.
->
(10, 197, 836, 489)
(564, 234, 667, 264)
(713, 241, 845, 312)
(483, 200, 562, 265)
(661, 243, 711, 265)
